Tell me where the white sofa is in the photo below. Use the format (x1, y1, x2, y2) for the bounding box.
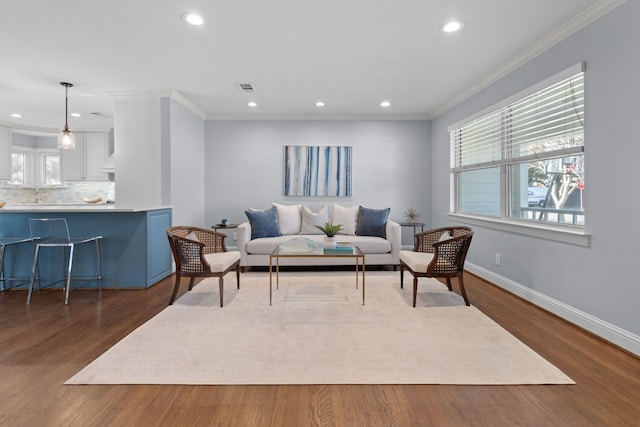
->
(237, 203, 401, 269)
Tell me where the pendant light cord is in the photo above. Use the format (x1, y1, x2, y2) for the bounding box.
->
(64, 84, 69, 130)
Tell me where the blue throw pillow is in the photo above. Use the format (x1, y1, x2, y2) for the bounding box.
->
(355, 206, 390, 238)
(245, 206, 282, 239)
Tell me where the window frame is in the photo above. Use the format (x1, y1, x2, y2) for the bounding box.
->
(448, 63, 590, 247)
(8, 146, 63, 187)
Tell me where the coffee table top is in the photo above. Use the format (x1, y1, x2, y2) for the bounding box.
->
(272, 245, 363, 257)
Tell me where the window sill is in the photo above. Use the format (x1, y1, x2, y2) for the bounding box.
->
(448, 213, 590, 247)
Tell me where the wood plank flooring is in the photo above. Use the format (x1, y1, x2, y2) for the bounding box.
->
(1, 272, 639, 427)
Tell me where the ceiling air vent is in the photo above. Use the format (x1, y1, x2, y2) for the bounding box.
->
(235, 83, 255, 93)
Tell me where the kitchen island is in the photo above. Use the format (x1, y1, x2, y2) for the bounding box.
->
(0, 205, 172, 289)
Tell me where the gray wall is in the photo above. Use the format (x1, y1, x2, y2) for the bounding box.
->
(204, 120, 430, 246)
(11, 133, 57, 148)
(167, 99, 206, 226)
(430, 1, 640, 353)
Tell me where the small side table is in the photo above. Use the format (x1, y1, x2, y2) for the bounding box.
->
(399, 222, 425, 234)
(211, 224, 240, 232)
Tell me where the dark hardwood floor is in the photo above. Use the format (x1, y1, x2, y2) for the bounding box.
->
(1, 271, 639, 427)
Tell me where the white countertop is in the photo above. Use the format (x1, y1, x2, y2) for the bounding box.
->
(0, 204, 171, 213)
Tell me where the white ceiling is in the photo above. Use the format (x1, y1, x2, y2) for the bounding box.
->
(0, 0, 622, 133)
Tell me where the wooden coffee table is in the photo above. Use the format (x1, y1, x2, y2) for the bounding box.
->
(269, 246, 365, 306)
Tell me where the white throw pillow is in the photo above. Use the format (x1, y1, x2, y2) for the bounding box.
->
(332, 204, 359, 235)
(300, 205, 329, 234)
(438, 230, 451, 242)
(272, 203, 302, 235)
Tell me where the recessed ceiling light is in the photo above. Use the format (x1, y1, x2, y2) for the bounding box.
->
(380, 101, 391, 108)
(248, 101, 257, 107)
(315, 101, 325, 107)
(182, 13, 204, 26)
(71, 113, 81, 117)
(10, 113, 22, 118)
(442, 20, 464, 33)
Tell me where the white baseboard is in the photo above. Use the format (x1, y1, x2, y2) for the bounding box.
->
(466, 262, 640, 357)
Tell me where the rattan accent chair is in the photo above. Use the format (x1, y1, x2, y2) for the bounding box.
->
(399, 226, 474, 307)
(167, 226, 241, 307)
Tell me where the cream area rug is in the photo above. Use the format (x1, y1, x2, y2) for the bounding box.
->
(66, 271, 574, 385)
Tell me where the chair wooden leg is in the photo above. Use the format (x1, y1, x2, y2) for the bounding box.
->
(236, 267, 240, 289)
(458, 276, 470, 306)
(169, 275, 181, 305)
(400, 264, 404, 289)
(412, 276, 418, 307)
(445, 277, 453, 291)
(188, 277, 195, 291)
(219, 277, 224, 307)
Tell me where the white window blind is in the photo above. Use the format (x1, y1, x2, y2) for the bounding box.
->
(451, 69, 584, 171)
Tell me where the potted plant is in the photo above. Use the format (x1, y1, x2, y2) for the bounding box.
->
(316, 221, 343, 248)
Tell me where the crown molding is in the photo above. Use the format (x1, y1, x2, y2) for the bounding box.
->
(107, 90, 207, 120)
(155, 90, 207, 120)
(1, 121, 111, 135)
(205, 114, 429, 121)
(0, 121, 58, 135)
(430, 0, 626, 119)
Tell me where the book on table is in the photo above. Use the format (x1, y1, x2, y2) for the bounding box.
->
(325, 242, 354, 253)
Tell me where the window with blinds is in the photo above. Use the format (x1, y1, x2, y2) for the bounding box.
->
(449, 63, 585, 226)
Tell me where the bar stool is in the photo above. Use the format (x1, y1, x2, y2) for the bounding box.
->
(27, 218, 103, 304)
(0, 237, 33, 291)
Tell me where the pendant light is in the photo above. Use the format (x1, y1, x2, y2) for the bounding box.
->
(57, 82, 76, 150)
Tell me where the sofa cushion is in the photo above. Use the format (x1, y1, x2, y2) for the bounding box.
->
(300, 205, 328, 234)
(332, 203, 359, 235)
(356, 206, 390, 238)
(272, 203, 302, 235)
(245, 207, 282, 239)
(399, 250, 435, 273)
(204, 251, 241, 272)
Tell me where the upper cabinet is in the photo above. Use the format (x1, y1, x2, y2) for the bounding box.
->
(0, 127, 10, 180)
(62, 132, 109, 181)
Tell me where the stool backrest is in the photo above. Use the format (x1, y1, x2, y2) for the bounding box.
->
(29, 218, 71, 240)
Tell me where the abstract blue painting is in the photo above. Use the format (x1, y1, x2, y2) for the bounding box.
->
(284, 145, 352, 196)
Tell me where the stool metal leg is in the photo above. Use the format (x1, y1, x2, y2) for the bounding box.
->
(95, 239, 102, 293)
(64, 244, 74, 305)
(27, 245, 41, 305)
(0, 245, 5, 291)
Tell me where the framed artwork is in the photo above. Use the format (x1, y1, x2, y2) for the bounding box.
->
(284, 145, 352, 196)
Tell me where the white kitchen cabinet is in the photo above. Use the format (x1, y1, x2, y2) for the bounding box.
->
(62, 132, 109, 180)
(0, 126, 10, 180)
(84, 133, 109, 180)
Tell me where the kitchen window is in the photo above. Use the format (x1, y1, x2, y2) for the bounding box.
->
(449, 63, 587, 243)
(9, 146, 61, 186)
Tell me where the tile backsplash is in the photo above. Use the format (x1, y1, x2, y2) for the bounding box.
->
(0, 181, 115, 204)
